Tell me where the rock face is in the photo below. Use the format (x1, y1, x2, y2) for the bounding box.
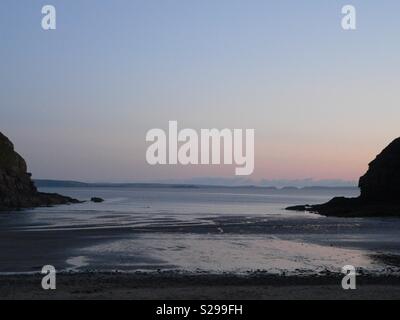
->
(0, 132, 79, 211)
(359, 138, 400, 202)
(287, 137, 400, 217)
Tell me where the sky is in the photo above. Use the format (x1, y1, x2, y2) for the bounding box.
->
(1, 0, 399, 185)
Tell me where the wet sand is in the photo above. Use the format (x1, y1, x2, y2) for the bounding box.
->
(2, 209, 400, 274)
(1, 272, 400, 300)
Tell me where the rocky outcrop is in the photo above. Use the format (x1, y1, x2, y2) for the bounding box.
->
(287, 137, 400, 217)
(359, 138, 400, 201)
(0, 132, 79, 211)
(90, 197, 104, 203)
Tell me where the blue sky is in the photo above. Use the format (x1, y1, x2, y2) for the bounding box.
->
(1, 1, 400, 183)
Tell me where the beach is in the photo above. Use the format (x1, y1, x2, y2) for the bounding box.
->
(1, 186, 400, 299)
(2, 272, 400, 300)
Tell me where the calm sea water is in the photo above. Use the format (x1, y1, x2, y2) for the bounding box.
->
(1, 186, 400, 274)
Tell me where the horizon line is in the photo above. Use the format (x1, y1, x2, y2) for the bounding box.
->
(33, 178, 358, 189)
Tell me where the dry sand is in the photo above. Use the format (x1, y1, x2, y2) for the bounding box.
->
(1, 272, 400, 300)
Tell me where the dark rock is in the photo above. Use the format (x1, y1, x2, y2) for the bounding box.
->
(0, 132, 80, 211)
(90, 197, 104, 203)
(286, 197, 400, 217)
(286, 137, 400, 217)
(359, 138, 400, 201)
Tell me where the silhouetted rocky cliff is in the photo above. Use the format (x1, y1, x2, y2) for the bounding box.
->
(0, 132, 79, 211)
(287, 138, 400, 217)
(359, 138, 400, 201)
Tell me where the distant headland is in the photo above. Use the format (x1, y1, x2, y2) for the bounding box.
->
(0, 132, 79, 211)
(33, 179, 356, 191)
(287, 138, 400, 217)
